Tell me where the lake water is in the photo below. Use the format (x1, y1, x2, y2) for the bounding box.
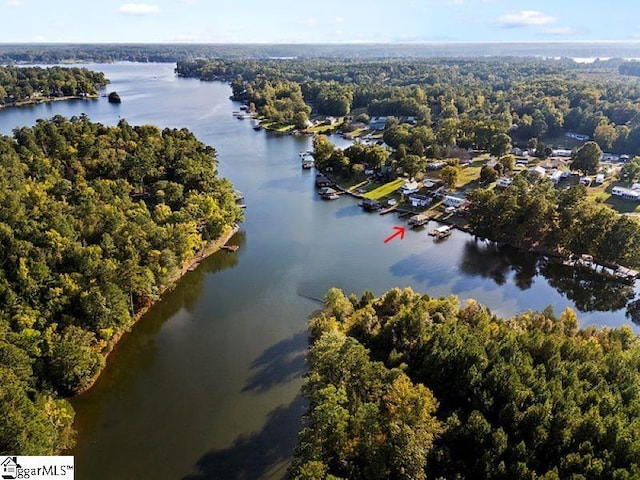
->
(1, 63, 639, 480)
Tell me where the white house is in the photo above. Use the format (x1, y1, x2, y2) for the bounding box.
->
(552, 149, 573, 157)
(550, 170, 564, 184)
(496, 177, 513, 188)
(529, 166, 547, 178)
(612, 186, 640, 201)
(408, 193, 432, 208)
(400, 181, 419, 195)
(595, 174, 605, 184)
(443, 195, 466, 208)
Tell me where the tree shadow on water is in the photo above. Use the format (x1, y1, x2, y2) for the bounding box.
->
(183, 395, 307, 480)
(242, 330, 308, 394)
(335, 204, 363, 218)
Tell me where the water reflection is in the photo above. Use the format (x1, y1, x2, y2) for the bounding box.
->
(541, 263, 635, 313)
(163, 230, 245, 315)
(459, 239, 636, 314)
(460, 240, 538, 289)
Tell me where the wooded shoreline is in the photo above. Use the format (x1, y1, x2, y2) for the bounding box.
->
(74, 224, 240, 395)
(0, 94, 100, 108)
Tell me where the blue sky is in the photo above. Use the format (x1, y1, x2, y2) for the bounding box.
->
(2, 0, 640, 44)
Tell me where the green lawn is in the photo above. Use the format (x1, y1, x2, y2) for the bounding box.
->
(363, 178, 405, 200)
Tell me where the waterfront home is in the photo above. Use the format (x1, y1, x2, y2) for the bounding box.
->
(400, 181, 419, 195)
(443, 195, 467, 208)
(407, 193, 432, 208)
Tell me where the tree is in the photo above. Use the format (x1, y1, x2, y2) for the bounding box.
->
(489, 133, 512, 157)
(440, 165, 460, 188)
(570, 141, 602, 174)
(398, 154, 426, 180)
(619, 158, 640, 183)
(312, 135, 335, 169)
(479, 165, 498, 184)
(499, 154, 515, 172)
(593, 123, 617, 151)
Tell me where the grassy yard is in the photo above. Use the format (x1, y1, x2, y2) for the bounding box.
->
(457, 164, 483, 189)
(262, 122, 295, 133)
(363, 178, 405, 200)
(305, 123, 339, 134)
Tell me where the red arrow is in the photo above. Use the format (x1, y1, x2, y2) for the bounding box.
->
(384, 226, 406, 243)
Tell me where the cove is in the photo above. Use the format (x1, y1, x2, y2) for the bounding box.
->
(0, 62, 638, 479)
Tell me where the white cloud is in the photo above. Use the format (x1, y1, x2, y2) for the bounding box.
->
(33, 35, 46, 42)
(334, 16, 344, 24)
(178, 0, 197, 3)
(117, 3, 160, 15)
(7, 0, 22, 6)
(497, 10, 557, 28)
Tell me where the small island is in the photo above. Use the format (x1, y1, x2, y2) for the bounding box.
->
(108, 91, 122, 103)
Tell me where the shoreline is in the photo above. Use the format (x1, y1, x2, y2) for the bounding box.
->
(322, 170, 638, 283)
(0, 94, 100, 109)
(74, 224, 240, 396)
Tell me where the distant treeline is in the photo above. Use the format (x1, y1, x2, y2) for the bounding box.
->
(289, 287, 640, 479)
(178, 57, 640, 154)
(0, 116, 242, 455)
(0, 66, 109, 105)
(3, 43, 640, 62)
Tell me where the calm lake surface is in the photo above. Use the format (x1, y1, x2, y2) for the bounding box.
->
(1, 62, 639, 480)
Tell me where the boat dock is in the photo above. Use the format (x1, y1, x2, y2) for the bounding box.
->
(379, 205, 398, 215)
(562, 254, 639, 282)
(408, 214, 430, 228)
(429, 225, 453, 239)
(221, 245, 239, 253)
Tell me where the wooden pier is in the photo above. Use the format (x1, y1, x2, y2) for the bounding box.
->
(379, 205, 398, 215)
(221, 245, 239, 253)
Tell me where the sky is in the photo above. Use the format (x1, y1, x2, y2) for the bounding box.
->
(2, 0, 640, 44)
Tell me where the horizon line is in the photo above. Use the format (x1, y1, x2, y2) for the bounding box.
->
(2, 40, 640, 46)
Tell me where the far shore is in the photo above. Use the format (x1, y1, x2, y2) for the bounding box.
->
(74, 224, 240, 395)
(0, 94, 100, 109)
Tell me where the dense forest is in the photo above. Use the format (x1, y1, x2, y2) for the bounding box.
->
(0, 66, 109, 105)
(178, 57, 640, 154)
(289, 287, 640, 479)
(0, 116, 242, 455)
